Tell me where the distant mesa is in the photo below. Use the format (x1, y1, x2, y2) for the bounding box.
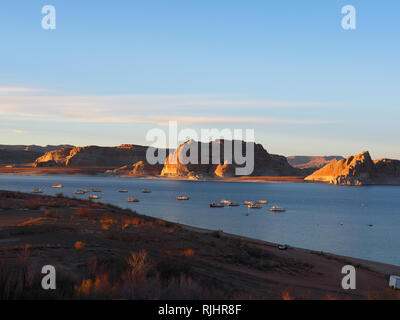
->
(0, 144, 73, 165)
(287, 156, 344, 169)
(161, 139, 299, 178)
(33, 144, 167, 168)
(305, 151, 400, 185)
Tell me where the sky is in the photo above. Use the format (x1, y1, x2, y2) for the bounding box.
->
(0, 0, 399, 159)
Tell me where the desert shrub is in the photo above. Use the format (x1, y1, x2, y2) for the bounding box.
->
(71, 207, 93, 220)
(24, 199, 41, 210)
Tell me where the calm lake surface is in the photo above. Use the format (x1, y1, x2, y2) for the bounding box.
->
(1, 174, 399, 266)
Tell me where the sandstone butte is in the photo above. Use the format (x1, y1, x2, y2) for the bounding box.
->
(305, 151, 400, 185)
(160, 139, 299, 178)
(33, 144, 164, 168)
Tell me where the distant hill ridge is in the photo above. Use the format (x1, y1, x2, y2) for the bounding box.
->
(287, 156, 344, 169)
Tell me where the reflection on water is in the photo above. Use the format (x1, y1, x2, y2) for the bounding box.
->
(1, 174, 400, 266)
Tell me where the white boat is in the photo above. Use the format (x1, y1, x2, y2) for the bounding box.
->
(248, 204, 262, 209)
(91, 187, 101, 192)
(52, 184, 64, 188)
(141, 189, 152, 193)
(88, 194, 101, 200)
(177, 196, 189, 200)
(270, 206, 286, 212)
(74, 189, 87, 195)
(210, 202, 224, 208)
(31, 189, 43, 194)
(257, 200, 268, 204)
(126, 198, 139, 203)
(119, 190, 128, 193)
(227, 201, 239, 206)
(243, 201, 254, 205)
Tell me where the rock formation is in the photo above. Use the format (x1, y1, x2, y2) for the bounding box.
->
(305, 151, 400, 185)
(34, 144, 165, 168)
(161, 140, 299, 178)
(287, 156, 344, 169)
(108, 161, 163, 176)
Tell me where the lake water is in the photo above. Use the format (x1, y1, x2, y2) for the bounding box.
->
(1, 174, 399, 266)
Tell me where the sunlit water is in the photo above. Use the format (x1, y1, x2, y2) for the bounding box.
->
(1, 174, 400, 266)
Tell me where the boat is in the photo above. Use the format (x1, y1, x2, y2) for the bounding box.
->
(74, 189, 87, 195)
(126, 198, 139, 203)
(210, 202, 224, 208)
(91, 187, 101, 192)
(243, 201, 254, 205)
(176, 196, 190, 200)
(270, 206, 286, 212)
(257, 200, 268, 204)
(88, 195, 101, 200)
(52, 184, 64, 188)
(31, 189, 43, 194)
(220, 200, 231, 204)
(119, 190, 128, 193)
(227, 201, 239, 206)
(248, 204, 262, 209)
(278, 244, 288, 250)
(141, 189, 152, 193)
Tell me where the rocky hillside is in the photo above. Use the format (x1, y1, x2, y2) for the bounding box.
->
(106, 161, 163, 176)
(287, 156, 343, 169)
(0, 150, 43, 165)
(161, 140, 299, 178)
(305, 151, 400, 185)
(0, 144, 73, 165)
(34, 144, 162, 168)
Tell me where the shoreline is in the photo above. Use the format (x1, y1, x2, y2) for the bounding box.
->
(0, 190, 399, 299)
(0, 165, 306, 183)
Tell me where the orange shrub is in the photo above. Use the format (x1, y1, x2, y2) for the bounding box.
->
(75, 241, 85, 251)
(182, 248, 195, 257)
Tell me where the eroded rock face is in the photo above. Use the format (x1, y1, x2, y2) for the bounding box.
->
(107, 161, 162, 176)
(305, 151, 400, 185)
(161, 140, 298, 178)
(34, 145, 153, 168)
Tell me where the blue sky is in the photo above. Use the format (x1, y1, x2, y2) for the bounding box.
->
(0, 0, 399, 158)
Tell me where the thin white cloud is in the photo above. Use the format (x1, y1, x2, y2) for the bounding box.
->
(0, 87, 47, 94)
(10, 129, 24, 134)
(0, 93, 345, 126)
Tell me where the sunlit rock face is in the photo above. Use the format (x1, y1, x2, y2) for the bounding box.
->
(287, 156, 344, 170)
(34, 145, 151, 168)
(161, 139, 298, 178)
(305, 151, 400, 185)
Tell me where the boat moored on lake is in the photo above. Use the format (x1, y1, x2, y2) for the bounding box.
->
(126, 198, 139, 202)
(88, 194, 101, 200)
(141, 189, 152, 193)
(257, 200, 268, 204)
(243, 201, 254, 205)
(177, 196, 189, 200)
(248, 204, 262, 209)
(210, 202, 224, 208)
(52, 184, 64, 188)
(119, 190, 128, 193)
(91, 187, 101, 192)
(31, 189, 43, 194)
(270, 206, 286, 212)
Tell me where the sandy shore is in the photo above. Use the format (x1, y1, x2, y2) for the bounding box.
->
(0, 190, 398, 300)
(0, 165, 305, 183)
